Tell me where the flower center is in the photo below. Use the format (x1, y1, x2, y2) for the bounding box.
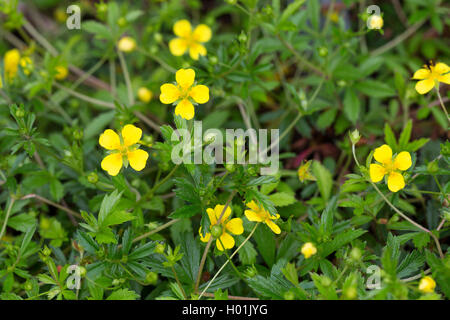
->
(383, 159, 395, 173)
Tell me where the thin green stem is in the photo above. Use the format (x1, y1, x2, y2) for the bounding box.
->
(435, 86, 450, 125)
(132, 219, 180, 243)
(351, 144, 444, 259)
(194, 191, 237, 292)
(171, 265, 188, 299)
(117, 49, 135, 106)
(0, 198, 16, 240)
(199, 223, 259, 299)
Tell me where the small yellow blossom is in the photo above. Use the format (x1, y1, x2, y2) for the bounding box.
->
(19, 57, 33, 75)
(413, 62, 450, 94)
(118, 37, 136, 53)
(369, 144, 412, 193)
(4, 49, 21, 81)
(169, 20, 211, 60)
(159, 68, 209, 120)
(0, 74, 2, 88)
(55, 65, 68, 80)
(244, 200, 281, 234)
(138, 87, 153, 103)
(99, 124, 149, 176)
(368, 15, 383, 29)
(298, 160, 316, 182)
(301, 242, 317, 259)
(199, 204, 244, 251)
(418, 276, 436, 293)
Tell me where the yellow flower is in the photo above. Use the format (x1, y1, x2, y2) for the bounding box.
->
(99, 124, 149, 176)
(418, 276, 436, 293)
(301, 242, 317, 259)
(55, 65, 68, 80)
(368, 15, 383, 29)
(4, 49, 21, 81)
(369, 144, 412, 193)
(244, 200, 281, 234)
(413, 62, 450, 94)
(118, 37, 136, 53)
(199, 204, 244, 251)
(298, 160, 316, 182)
(138, 87, 153, 103)
(19, 57, 33, 75)
(159, 68, 209, 120)
(169, 20, 211, 60)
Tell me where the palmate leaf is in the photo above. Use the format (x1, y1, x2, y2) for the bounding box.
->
(106, 289, 140, 300)
(321, 229, 367, 257)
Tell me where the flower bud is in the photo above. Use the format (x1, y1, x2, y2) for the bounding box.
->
(349, 129, 361, 145)
(418, 276, 436, 293)
(87, 172, 99, 184)
(73, 128, 83, 140)
(138, 87, 153, 103)
(153, 32, 163, 43)
(283, 291, 295, 300)
(427, 160, 439, 174)
(210, 225, 223, 238)
(118, 37, 136, 53)
(155, 243, 166, 254)
(145, 271, 158, 285)
(318, 47, 328, 57)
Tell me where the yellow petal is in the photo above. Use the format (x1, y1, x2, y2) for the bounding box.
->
(4, 49, 20, 80)
(199, 227, 211, 243)
(118, 37, 136, 52)
(122, 124, 142, 147)
(176, 68, 195, 89)
(99, 129, 121, 150)
(370, 163, 386, 183)
(244, 209, 264, 222)
(437, 73, 450, 85)
(173, 20, 192, 38)
(160, 83, 181, 104)
(214, 204, 232, 223)
(226, 218, 244, 235)
(216, 232, 235, 251)
(127, 149, 148, 171)
(373, 144, 392, 164)
(415, 78, 435, 95)
(55, 66, 68, 80)
(174, 99, 195, 120)
(387, 172, 405, 192)
(434, 62, 450, 75)
(412, 68, 430, 80)
(169, 38, 188, 56)
(101, 153, 123, 176)
(189, 43, 207, 60)
(246, 200, 260, 212)
(189, 85, 209, 104)
(265, 219, 281, 234)
(192, 24, 212, 43)
(393, 151, 412, 171)
(206, 208, 218, 225)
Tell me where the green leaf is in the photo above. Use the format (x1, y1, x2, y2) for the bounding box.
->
(106, 289, 140, 300)
(322, 229, 366, 257)
(82, 21, 112, 39)
(312, 161, 333, 201)
(354, 80, 396, 98)
(8, 214, 37, 232)
(269, 192, 296, 207)
(83, 111, 115, 140)
(384, 123, 398, 151)
(102, 210, 135, 227)
(343, 89, 360, 124)
(98, 190, 123, 226)
(170, 204, 201, 219)
(398, 120, 412, 149)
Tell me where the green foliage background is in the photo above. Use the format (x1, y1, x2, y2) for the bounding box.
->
(0, 0, 449, 300)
